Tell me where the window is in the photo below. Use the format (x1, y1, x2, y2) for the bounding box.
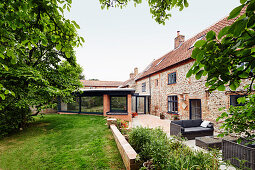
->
(168, 96, 178, 114)
(142, 82, 146, 92)
(65, 97, 80, 112)
(155, 79, 158, 87)
(81, 96, 103, 113)
(230, 95, 246, 106)
(110, 96, 127, 112)
(189, 34, 206, 50)
(168, 72, 176, 84)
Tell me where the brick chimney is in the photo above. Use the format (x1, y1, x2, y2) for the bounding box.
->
(130, 73, 135, 79)
(174, 31, 185, 49)
(134, 67, 138, 76)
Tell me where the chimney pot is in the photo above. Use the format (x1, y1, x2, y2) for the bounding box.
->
(130, 73, 135, 79)
(174, 31, 185, 49)
(177, 31, 180, 36)
(134, 67, 138, 76)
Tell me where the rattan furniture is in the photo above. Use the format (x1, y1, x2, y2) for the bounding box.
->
(195, 136, 237, 150)
(222, 139, 255, 170)
(170, 119, 214, 140)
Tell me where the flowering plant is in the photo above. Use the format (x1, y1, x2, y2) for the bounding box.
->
(121, 120, 128, 128)
(172, 114, 180, 120)
(160, 113, 165, 119)
(132, 112, 138, 118)
(117, 119, 129, 129)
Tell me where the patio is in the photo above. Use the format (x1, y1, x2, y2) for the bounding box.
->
(131, 114, 202, 150)
(131, 114, 235, 170)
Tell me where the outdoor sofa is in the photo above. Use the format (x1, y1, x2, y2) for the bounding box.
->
(170, 119, 214, 140)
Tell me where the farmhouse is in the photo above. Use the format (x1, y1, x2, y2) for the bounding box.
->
(58, 12, 249, 127)
(130, 14, 249, 126)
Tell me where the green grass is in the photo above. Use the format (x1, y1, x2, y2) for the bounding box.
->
(0, 114, 124, 170)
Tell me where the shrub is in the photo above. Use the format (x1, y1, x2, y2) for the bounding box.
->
(0, 104, 33, 138)
(129, 127, 171, 168)
(129, 127, 220, 169)
(166, 146, 220, 169)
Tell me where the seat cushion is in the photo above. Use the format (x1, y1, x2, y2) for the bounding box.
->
(184, 127, 213, 133)
(182, 120, 194, 128)
(172, 120, 183, 127)
(192, 119, 203, 127)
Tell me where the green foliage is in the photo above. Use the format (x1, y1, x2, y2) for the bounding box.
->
(184, 0, 255, 143)
(217, 94, 255, 141)
(129, 127, 220, 169)
(0, 104, 33, 138)
(0, 0, 83, 136)
(186, 0, 255, 92)
(128, 127, 172, 168)
(99, 0, 189, 25)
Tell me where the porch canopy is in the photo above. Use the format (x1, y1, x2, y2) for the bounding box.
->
(58, 88, 135, 121)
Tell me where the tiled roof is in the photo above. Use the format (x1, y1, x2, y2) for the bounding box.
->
(120, 72, 142, 88)
(80, 80, 123, 87)
(136, 14, 240, 81)
(120, 78, 133, 88)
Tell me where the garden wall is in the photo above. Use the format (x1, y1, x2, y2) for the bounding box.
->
(110, 125, 139, 170)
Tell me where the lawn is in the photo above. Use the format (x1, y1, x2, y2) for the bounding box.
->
(0, 114, 124, 170)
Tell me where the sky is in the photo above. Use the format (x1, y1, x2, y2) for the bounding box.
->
(65, 0, 240, 82)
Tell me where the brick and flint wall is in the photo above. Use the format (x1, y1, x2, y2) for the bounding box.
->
(136, 59, 251, 128)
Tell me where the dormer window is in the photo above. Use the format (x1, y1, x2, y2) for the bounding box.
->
(188, 34, 206, 50)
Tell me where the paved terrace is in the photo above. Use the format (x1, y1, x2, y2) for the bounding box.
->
(131, 114, 171, 135)
(130, 114, 235, 170)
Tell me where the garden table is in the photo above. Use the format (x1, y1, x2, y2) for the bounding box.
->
(195, 136, 237, 150)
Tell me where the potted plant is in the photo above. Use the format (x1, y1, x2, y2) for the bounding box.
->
(132, 112, 138, 118)
(172, 114, 180, 120)
(160, 113, 165, 119)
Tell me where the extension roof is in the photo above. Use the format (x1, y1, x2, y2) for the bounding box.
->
(119, 72, 142, 88)
(80, 80, 123, 87)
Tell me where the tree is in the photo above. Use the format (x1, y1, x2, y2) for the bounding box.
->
(79, 74, 86, 80)
(99, 0, 255, 140)
(99, 0, 189, 25)
(185, 1, 255, 141)
(0, 0, 84, 136)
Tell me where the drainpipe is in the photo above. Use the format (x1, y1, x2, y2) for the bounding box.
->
(149, 76, 152, 114)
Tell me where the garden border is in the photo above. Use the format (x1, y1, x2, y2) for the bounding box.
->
(110, 124, 139, 170)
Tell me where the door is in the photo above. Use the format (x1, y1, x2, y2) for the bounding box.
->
(189, 99, 202, 119)
(136, 96, 146, 114)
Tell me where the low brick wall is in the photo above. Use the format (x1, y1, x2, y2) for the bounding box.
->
(106, 114, 132, 122)
(110, 125, 139, 170)
(58, 112, 78, 115)
(58, 112, 103, 116)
